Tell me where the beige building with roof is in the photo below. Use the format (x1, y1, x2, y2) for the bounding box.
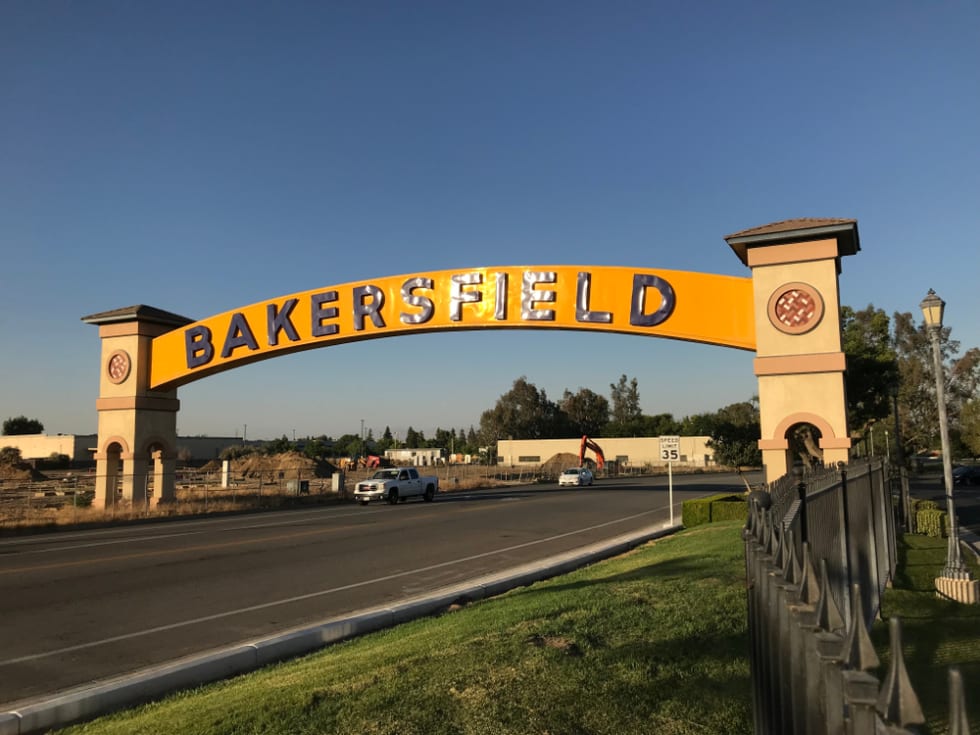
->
(496, 437, 714, 470)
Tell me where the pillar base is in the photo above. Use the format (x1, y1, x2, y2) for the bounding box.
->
(935, 575, 980, 604)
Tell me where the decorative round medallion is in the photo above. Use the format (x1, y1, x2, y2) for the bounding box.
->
(106, 350, 132, 384)
(767, 283, 824, 335)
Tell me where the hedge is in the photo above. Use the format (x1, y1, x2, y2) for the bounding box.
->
(682, 493, 747, 528)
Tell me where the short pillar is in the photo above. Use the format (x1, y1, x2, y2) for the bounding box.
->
(93, 453, 121, 509)
(124, 455, 149, 507)
(155, 453, 177, 504)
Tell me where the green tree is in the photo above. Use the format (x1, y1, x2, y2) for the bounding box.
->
(465, 426, 479, 453)
(961, 398, 980, 457)
(331, 433, 365, 458)
(404, 427, 422, 448)
(3, 416, 44, 435)
(303, 436, 331, 460)
(433, 427, 454, 450)
(679, 412, 717, 437)
(841, 305, 899, 434)
(637, 413, 681, 437)
(705, 401, 762, 468)
(265, 435, 293, 455)
(219, 444, 255, 461)
(375, 426, 395, 452)
(893, 310, 980, 456)
(479, 377, 563, 444)
(607, 375, 642, 436)
(0, 446, 23, 465)
(559, 388, 609, 437)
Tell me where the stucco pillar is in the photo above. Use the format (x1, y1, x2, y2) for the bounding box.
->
(726, 219, 860, 482)
(93, 451, 121, 509)
(124, 455, 149, 507)
(82, 306, 193, 509)
(154, 451, 177, 504)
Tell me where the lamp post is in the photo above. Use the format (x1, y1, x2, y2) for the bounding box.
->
(920, 289, 970, 579)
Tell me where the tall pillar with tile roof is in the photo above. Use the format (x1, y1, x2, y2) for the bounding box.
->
(82, 305, 192, 508)
(726, 218, 859, 481)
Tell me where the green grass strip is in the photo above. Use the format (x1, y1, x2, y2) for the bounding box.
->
(874, 533, 980, 734)
(61, 522, 753, 735)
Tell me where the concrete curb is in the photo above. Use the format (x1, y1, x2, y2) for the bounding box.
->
(0, 523, 681, 735)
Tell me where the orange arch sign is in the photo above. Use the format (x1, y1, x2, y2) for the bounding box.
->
(149, 265, 755, 390)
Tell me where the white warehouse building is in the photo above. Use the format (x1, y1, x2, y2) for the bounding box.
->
(496, 436, 715, 470)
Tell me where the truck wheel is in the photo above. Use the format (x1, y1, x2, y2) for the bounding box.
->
(387, 489, 399, 505)
(424, 485, 435, 502)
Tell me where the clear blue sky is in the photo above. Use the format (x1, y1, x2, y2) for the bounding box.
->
(2, 1, 978, 442)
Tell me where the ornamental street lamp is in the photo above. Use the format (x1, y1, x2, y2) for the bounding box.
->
(920, 289, 970, 579)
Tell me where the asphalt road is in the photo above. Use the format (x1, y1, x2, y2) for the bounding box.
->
(0, 472, 750, 706)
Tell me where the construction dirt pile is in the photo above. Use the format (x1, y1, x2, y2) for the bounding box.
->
(201, 451, 337, 479)
(0, 460, 47, 482)
(540, 452, 580, 477)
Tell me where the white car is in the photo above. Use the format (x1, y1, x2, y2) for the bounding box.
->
(558, 467, 594, 487)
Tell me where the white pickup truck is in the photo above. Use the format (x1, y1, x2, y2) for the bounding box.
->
(353, 467, 439, 506)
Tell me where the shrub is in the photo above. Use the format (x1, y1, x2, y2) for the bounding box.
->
(220, 445, 255, 461)
(915, 508, 948, 538)
(683, 493, 747, 528)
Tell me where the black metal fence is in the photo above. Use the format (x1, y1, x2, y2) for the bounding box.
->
(743, 459, 971, 734)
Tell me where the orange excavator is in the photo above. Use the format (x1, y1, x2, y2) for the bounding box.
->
(579, 435, 605, 471)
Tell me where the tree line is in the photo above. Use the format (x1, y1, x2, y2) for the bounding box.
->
(476, 374, 763, 467)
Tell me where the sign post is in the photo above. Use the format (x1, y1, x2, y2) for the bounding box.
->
(659, 436, 680, 525)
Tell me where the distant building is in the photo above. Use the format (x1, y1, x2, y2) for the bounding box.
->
(0, 434, 98, 464)
(0, 434, 252, 465)
(495, 436, 715, 469)
(384, 447, 446, 466)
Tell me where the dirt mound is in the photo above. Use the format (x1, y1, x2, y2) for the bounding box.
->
(0, 461, 47, 482)
(201, 451, 337, 478)
(540, 452, 581, 476)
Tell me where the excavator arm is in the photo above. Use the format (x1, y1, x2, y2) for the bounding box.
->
(579, 435, 605, 471)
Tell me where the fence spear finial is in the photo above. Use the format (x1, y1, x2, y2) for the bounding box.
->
(842, 583, 879, 672)
(798, 542, 820, 605)
(948, 667, 971, 735)
(815, 558, 845, 634)
(876, 617, 925, 727)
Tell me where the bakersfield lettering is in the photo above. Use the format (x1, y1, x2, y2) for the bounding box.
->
(184, 270, 676, 369)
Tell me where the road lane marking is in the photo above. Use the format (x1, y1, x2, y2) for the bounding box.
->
(0, 494, 527, 572)
(0, 506, 375, 552)
(0, 505, 664, 666)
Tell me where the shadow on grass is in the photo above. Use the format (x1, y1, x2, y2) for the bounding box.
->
(873, 533, 980, 733)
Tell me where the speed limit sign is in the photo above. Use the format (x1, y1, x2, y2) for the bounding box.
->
(659, 435, 680, 526)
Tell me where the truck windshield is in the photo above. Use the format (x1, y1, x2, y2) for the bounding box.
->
(373, 470, 398, 480)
